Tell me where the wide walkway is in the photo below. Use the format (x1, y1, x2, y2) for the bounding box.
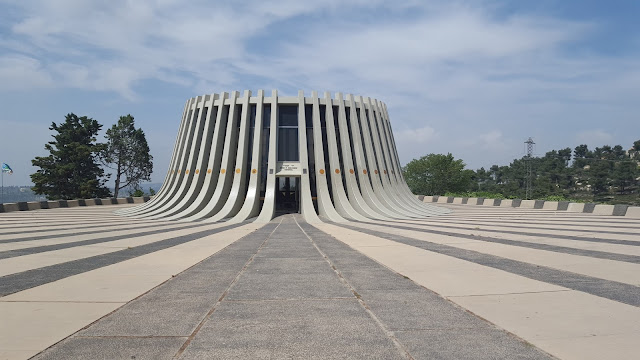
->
(0, 203, 638, 359)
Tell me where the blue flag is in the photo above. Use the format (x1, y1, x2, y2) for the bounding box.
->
(1, 163, 13, 174)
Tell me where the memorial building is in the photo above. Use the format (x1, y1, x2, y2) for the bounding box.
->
(119, 90, 447, 223)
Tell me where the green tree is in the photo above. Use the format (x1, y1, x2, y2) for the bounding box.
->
(403, 153, 473, 195)
(102, 115, 153, 198)
(613, 160, 638, 194)
(31, 113, 111, 200)
(632, 140, 640, 161)
(587, 160, 611, 196)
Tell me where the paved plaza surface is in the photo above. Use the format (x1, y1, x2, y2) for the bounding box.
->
(0, 204, 639, 359)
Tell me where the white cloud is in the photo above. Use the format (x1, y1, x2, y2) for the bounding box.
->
(477, 130, 505, 150)
(1, 0, 639, 181)
(0, 55, 53, 90)
(396, 125, 438, 144)
(575, 129, 614, 147)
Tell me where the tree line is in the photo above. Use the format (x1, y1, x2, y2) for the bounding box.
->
(403, 140, 640, 205)
(31, 113, 154, 200)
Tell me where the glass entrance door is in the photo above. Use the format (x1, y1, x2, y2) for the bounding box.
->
(275, 177, 300, 214)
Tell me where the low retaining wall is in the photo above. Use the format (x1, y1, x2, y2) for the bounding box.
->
(0, 197, 149, 214)
(420, 195, 640, 218)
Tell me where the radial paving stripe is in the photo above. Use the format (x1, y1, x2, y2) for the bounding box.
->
(0, 222, 201, 252)
(0, 220, 173, 243)
(0, 222, 232, 277)
(0, 222, 247, 296)
(350, 222, 640, 286)
(373, 221, 640, 263)
(392, 218, 640, 249)
(316, 223, 640, 360)
(394, 218, 640, 245)
(337, 223, 640, 306)
(0, 221, 209, 257)
(0, 219, 157, 235)
(394, 214, 640, 256)
(418, 217, 640, 236)
(1, 221, 263, 360)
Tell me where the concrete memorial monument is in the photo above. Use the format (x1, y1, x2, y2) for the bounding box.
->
(119, 90, 447, 222)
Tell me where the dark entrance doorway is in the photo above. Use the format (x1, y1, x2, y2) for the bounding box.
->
(275, 176, 300, 214)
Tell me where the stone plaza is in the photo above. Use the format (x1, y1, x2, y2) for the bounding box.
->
(1, 201, 639, 359)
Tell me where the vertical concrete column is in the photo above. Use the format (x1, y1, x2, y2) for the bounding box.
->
(297, 90, 321, 223)
(322, 92, 369, 221)
(183, 91, 240, 221)
(335, 93, 387, 220)
(231, 90, 266, 222)
(207, 90, 253, 222)
(310, 91, 345, 222)
(255, 90, 279, 223)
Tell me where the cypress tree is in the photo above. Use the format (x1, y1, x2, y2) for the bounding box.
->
(31, 113, 111, 200)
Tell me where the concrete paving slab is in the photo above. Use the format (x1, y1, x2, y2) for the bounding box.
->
(394, 328, 549, 360)
(0, 301, 124, 359)
(451, 290, 640, 360)
(32, 337, 187, 360)
(79, 292, 216, 337)
(180, 299, 405, 360)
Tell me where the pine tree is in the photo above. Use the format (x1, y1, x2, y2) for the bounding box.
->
(31, 113, 111, 200)
(102, 115, 153, 198)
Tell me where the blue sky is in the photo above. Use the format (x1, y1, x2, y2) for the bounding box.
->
(1, 0, 639, 186)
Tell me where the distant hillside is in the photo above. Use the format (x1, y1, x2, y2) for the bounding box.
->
(117, 183, 163, 196)
(1, 183, 164, 204)
(1, 186, 47, 204)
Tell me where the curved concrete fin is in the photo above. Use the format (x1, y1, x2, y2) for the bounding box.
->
(309, 91, 346, 223)
(321, 92, 369, 222)
(180, 91, 241, 221)
(206, 90, 254, 222)
(230, 90, 266, 223)
(255, 90, 279, 223)
(335, 93, 389, 221)
(366, 97, 428, 216)
(346, 94, 402, 219)
(148, 94, 219, 219)
(162, 93, 230, 220)
(117, 99, 191, 215)
(297, 91, 322, 224)
(358, 96, 418, 219)
(132, 97, 201, 217)
(143, 96, 210, 218)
